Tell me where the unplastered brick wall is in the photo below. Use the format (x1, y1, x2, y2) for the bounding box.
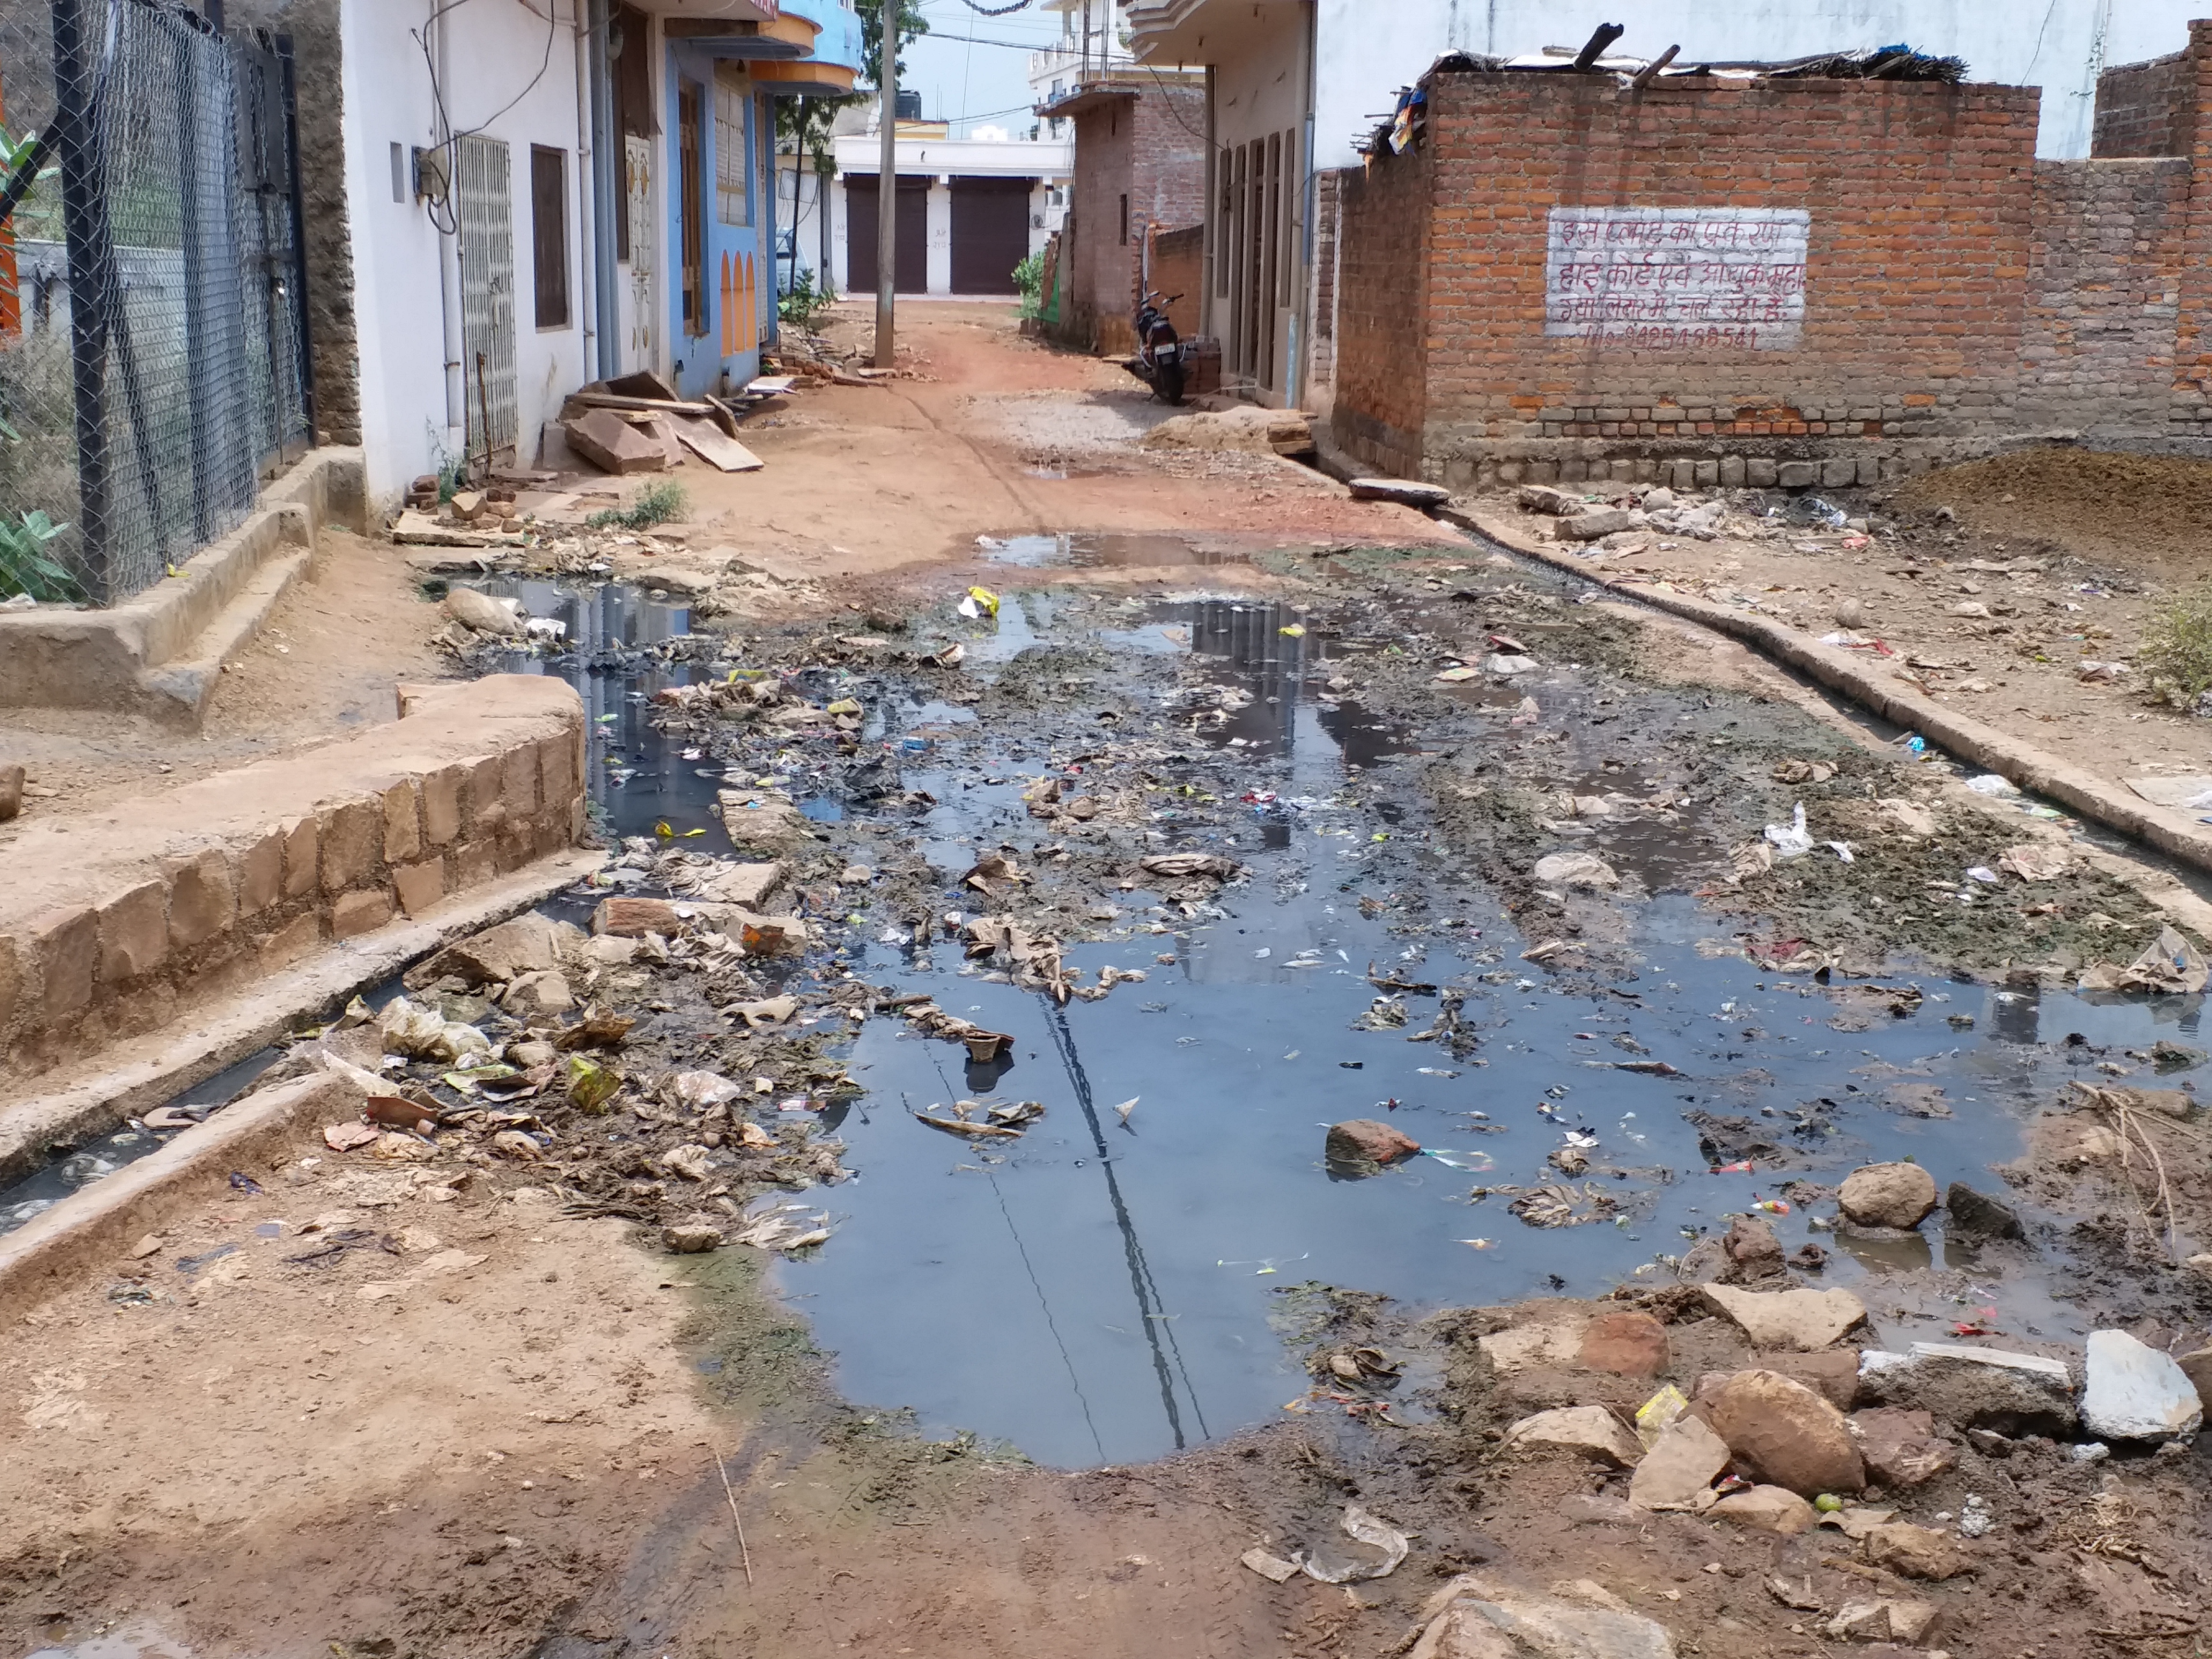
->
(1332, 144, 1431, 478)
(1148, 224, 1203, 338)
(2020, 158, 2188, 432)
(1054, 80, 1208, 354)
(2092, 49, 2196, 160)
(0, 677, 584, 1074)
(1331, 69, 2047, 487)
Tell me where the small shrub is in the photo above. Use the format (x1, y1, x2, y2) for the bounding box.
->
(587, 479, 688, 531)
(0, 509, 81, 602)
(779, 268, 836, 333)
(2138, 587, 2212, 709)
(1013, 252, 1044, 321)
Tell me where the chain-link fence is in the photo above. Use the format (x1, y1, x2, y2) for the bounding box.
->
(0, 0, 313, 606)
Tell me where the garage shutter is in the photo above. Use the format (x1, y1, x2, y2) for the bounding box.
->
(950, 177, 1032, 295)
(847, 175, 928, 294)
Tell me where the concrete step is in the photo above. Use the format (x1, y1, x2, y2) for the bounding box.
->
(135, 544, 313, 722)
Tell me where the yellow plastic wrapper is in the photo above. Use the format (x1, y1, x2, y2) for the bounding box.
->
(966, 585, 1000, 616)
(1635, 1383, 1689, 1450)
(565, 1055, 622, 1113)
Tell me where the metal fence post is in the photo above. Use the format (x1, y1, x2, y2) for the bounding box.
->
(178, 12, 217, 543)
(275, 31, 315, 443)
(51, 0, 114, 604)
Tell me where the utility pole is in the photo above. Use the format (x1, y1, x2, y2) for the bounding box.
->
(875, 0, 897, 369)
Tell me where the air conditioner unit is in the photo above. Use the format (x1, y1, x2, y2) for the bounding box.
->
(1032, 213, 1045, 228)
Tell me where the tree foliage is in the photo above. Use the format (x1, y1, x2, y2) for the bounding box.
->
(859, 0, 930, 89)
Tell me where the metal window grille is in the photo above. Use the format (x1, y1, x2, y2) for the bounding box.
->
(455, 132, 517, 469)
(0, 0, 313, 605)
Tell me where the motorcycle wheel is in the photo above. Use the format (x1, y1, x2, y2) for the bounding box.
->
(1157, 356, 1186, 406)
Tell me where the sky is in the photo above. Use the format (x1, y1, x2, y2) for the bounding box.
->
(897, 0, 1070, 138)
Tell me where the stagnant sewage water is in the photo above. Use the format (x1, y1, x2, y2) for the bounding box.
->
(9, 562, 2207, 1475)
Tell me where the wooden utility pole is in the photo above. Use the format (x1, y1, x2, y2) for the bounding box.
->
(875, 0, 897, 369)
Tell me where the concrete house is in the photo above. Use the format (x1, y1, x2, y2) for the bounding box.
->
(1128, 0, 2212, 413)
(239, 0, 861, 507)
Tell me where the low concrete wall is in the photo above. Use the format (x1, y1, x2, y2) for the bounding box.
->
(0, 674, 585, 1077)
(0, 1071, 357, 1325)
(0, 445, 366, 719)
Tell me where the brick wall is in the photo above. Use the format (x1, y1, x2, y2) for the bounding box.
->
(1148, 225, 1203, 337)
(1328, 69, 2108, 486)
(2020, 159, 2188, 432)
(1326, 32, 2212, 486)
(1309, 169, 1341, 394)
(1333, 144, 1431, 476)
(1052, 80, 1208, 355)
(2092, 51, 2195, 159)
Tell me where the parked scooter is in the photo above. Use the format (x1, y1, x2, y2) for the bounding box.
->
(1126, 289, 1187, 405)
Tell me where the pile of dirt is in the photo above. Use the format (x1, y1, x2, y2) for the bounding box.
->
(1895, 447, 2212, 580)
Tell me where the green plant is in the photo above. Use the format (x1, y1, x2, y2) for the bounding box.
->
(780, 266, 836, 331)
(859, 0, 929, 87)
(1013, 252, 1045, 321)
(0, 509, 80, 602)
(2139, 587, 2212, 708)
(587, 479, 688, 531)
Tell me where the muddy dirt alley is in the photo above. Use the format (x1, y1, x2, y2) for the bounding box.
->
(13, 304, 2212, 1659)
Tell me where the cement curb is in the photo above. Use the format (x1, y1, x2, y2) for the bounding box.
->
(0, 1070, 357, 1326)
(0, 849, 604, 1189)
(1437, 503, 2212, 881)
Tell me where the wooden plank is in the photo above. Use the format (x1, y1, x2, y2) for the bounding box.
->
(702, 392, 743, 440)
(670, 415, 764, 473)
(567, 390, 716, 416)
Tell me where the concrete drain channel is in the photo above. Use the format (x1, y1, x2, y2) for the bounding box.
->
(7, 567, 2200, 1470)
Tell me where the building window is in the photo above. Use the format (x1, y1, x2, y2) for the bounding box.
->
(530, 144, 570, 329)
(1119, 192, 1128, 246)
(715, 80, 750, 226)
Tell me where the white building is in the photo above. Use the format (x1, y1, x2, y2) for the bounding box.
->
(1030, 0, 1138, 140)
(827, 129, 1070, 297)
(339, 0, 601, 505)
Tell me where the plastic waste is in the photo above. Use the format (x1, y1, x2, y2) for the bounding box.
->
(1965, 866, 1999, 884)
(1964, 774, 2019, 797)
(956, 585, 1001, 619)
(1764, 803, 1815, 859)
(1636, 1383, 1689, 1449)
(1298, 1505, 1410, 1584)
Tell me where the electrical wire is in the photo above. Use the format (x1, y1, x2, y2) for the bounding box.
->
(409, 0, 567, 235)
(956, 0, 1037, 12)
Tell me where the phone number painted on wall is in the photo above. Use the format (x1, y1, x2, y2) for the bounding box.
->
(1543, 207, 1809, 349)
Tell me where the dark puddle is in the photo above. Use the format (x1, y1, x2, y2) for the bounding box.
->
(977, 531, 1249, 569)
(457, 577, 736, 853)
(691, 584, 2199, 1467)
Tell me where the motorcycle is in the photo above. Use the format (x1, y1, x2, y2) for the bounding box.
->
(1127, 289, 1188, 405)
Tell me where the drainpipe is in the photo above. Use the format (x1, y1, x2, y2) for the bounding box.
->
(572, 2, 592, 388)
(1200, 62, 1214, 344)
(586, 0, 620, 379)
(434, 0, 464, 442)
(1286, 0, 1316, 411)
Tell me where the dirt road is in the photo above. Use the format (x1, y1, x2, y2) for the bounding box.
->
(8, 305, 2212, 1659)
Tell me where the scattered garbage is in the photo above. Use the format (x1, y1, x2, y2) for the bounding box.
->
(2079, 925, 2211, 995)
(1298, 1505, 1410, 1584)
(1963, 773, 2020, 798)
(1764, 803, 1815, 859)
